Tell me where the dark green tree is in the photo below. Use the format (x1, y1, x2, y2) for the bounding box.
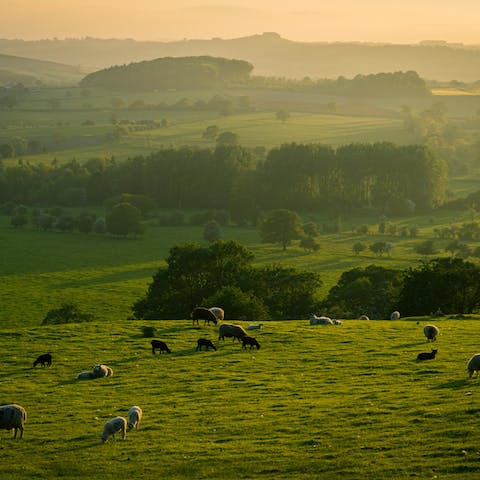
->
(203, 220, 222, 243)
(260, 209, 303, 250)
(106, 202, 142, 236)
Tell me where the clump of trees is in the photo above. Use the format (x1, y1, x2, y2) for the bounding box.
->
(42, 302, 94, 325)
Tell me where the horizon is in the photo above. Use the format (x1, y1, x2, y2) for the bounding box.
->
(3, 0, 480, 44)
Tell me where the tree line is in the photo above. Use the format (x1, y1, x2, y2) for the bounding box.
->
(0, 142, 448, 218)
(133, 241, 480, 321)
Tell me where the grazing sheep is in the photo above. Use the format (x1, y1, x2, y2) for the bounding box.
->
(33, 353, 52, 368)
(333, 319, 343, 325)
(209, 307, 225, 322)
(417, 349, 438, 361)
(191, 307, 218, 326)
(196, 338, 217, 351)
(93, 364, 114, 378)
(390, 311, 401, 320)
(151, 339, 171, 354)
(359, 315, 370, 320)
(101, 416, 127, 442)
(423, 324, 439, 342)
(308, 314, 334, 325)
(467, 354, 480, 378)
(247, 323, 263, 330)
(0, 404, 27, 439)
(127, 406, 142, 432)
(241, 336, 260, 350)
(218, 323, 248, 342)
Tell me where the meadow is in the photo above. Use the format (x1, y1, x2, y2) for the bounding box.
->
(3, 317, 480, 479)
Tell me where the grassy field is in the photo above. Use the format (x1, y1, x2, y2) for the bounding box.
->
(3, 317, 480, 479)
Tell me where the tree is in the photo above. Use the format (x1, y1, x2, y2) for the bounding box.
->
(42, 302, 94, 325)
(398, 258, 480, 315)
(203, 220, 222, 243)
(414, 240, 437, 256)
(106, 202, 143, 236)
(275, 109, 290, 122)
(352, 242, 366, 255)
(202, 125, 219, 140)
(259, 209, 303, 250)
(369, 241, 392, 256)
(299, 235, 320, 252)
(216, 131, 239, 146)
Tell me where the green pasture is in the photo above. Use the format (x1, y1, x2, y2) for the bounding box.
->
(2, 318, 480, 479)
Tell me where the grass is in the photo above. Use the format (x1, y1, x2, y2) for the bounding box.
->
(3, 318, 480, 479)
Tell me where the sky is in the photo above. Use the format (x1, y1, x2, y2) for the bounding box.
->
(3, 0, 480, 44)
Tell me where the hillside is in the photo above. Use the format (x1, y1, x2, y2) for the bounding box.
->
(1, 34, 480, 81)
(0, 53, 89, 85)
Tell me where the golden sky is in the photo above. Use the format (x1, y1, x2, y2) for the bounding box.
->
(3, 0, 479, 44)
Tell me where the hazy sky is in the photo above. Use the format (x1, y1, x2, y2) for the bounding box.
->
(3, 0, 479, 44)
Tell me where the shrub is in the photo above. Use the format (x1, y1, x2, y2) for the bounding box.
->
(141, 326, 156, 337)
(42, 302, 94, 325)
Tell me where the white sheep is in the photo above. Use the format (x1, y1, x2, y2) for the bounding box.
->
(0, 404, 27, 439)
(101, 416, 127, 442)
(390, 311, 401, 320)
(423, 324, 439, 342)
(77, 371, 95, 380)
(93, 364, 113, 378)
(127, 406, 142, 432)
(467, 354, 480, 378)
(247, 323, 263, 330)
(209, 307, 225, 322)
(308, 314, 333, 325)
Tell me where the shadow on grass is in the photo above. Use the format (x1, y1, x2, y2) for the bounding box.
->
(432, 378, 470, 389)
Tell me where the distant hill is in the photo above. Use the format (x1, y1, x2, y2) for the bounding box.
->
(81, 56, 253, 90)
(1, 34, 480, 81)
(0, 53, 89, 85)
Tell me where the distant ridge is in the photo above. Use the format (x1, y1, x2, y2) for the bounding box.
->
(1, 33, 480, 81)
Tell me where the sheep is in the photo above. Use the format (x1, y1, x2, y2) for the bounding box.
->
(127, 406, 142, 432)
(241, 335, 260, 350)
(191, 307, 218, 326)
(101, 416, 127, 442)
(76, 371, 95, 380)
(93, 364, 114, 378)
(359, 315, 370, 320)
(33, 353, 52, 368)
(467, 354, 480, 378)
(196, 338, 217, 351)
(218, 323, 248, 342)
(333, 319, 343, 325)
(209, 307, 225, 322)
(417, 349, 438, 361)
(390, 311, 401, 320)
(247, 323, 263, 330)
(423, 324, 439, 342)
(0, 404, 27, 439)
(151, 339, 171, 354)
(308, 314, 334, 325)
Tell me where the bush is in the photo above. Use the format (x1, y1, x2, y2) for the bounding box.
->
(141, 326, 156, 337)
(42, 302, 94, 325)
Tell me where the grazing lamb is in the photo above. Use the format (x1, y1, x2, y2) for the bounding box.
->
(101, 416, 127, 442)
(93, 364, 114, 378)
(76, 371, 95, 380)
(308, 314, 334, 325)
(390, 311, 401, 320)
(333, 319, 343, 325)
(127, 406, 142, 432)
(33, 353, 52, 368)
(247, 323, 263, 330)
(209, 307, 225, 322)
(241, 335, 260, 350)
(0, 404, 27, 439)
(359, 315, 370, 320)
(196, 338, 217, 351)
(467, 354, 480, 378)
(417, 349, 438, 361)
(191, 307, 218, 326)
(218, 323, 248, 342)
(151, 339, 171, 354)
(423, 324, 439, 342)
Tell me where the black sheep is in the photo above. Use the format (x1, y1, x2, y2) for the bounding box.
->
(191, 307, 218, 326)
(417, 349, 437, 361)
(196, 338, 217, 351)
(241, 336, 260, 350)
(151, 339, 171, 354)
(33, 353, 52, 367)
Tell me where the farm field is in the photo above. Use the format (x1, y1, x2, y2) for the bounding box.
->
(2, 318, 480, 479)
